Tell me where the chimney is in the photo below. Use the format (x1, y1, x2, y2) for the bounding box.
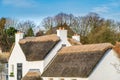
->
(15, 32, 24, 43)
(57, 27, 67, 41)
(72, 34, 80, 42)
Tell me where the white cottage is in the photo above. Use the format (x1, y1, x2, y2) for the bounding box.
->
(8, 28, 120, 80)
(8, 28, 81, 80)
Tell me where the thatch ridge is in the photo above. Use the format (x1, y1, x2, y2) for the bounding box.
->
(42, 43, 113, 77)
(20, 34, 60, 61)
(19, 34, 59, 44)
(22, 71, 42, 80)
(59, 43, 113, 54)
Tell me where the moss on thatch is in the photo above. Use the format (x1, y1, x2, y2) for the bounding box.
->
(42, 43, 113, 77)
(19, 34, 60, 61)
(22, 71, 42, 80)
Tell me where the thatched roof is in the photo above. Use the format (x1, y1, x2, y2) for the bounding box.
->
(22, 71, 42, 80)
(0, 52, 9, 63)
(19, 34, 60, 61)
(68, 38, 81, 45)
(42, 43, 113, 77)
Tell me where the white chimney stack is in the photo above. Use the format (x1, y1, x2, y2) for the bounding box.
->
(57, 27, 67, 41)
(72, 34, 80, 42)
(15, 32, 24, 43)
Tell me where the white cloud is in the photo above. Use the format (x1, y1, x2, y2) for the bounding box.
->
(2, 0, 37, 8)
(92, 6, 109, 14)
(92, 0, 120, 14)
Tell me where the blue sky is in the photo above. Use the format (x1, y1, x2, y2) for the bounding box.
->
(0, 0, 120, 25)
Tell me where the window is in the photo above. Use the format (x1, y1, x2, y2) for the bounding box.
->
(11, 64, 14, 72)
(17, 63, 22, 80)
(62, 44, 66, 47)
(6, 75, 8, 80)
(5, 63, 8, 68)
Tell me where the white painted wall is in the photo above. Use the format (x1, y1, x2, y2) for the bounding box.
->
(89, 49, 120, 80)
(57, 30, 71, 46)
(27, 61, 44, 73)
(8, 43, 26, 80)
(8, 33, 44, 80)
(42, 77, 88, 80)
(72, 35, 80, 42)
(8, 43, 44, 80)
(15, 32, 24, 44)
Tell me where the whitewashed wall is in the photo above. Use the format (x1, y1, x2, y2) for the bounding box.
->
(8, 43, 44, 80)
(8, 43, 26, 80)
(89, 49, 120, 80)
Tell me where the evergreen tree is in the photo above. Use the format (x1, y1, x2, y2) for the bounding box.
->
(26, 27, 34, 37)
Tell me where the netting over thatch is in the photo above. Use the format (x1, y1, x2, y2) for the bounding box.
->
(22, 71, 42, 80)
(19, 34, 60, 61)
(68, 38, 82, 45)
(42, 43, 113, 77)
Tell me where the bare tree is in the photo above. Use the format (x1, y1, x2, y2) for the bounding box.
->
(5, 18, 18, 29)
(17, 20, 36, 34)
(42, 17, 53, 30)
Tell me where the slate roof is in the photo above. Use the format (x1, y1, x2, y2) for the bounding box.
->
(42, 43, 113, 77)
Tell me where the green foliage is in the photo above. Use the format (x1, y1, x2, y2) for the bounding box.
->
(10, 72, 14, 77)
(5, 27, 17, 37)
(85, 26, 120, 44)
(26, 27, 34, 37)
